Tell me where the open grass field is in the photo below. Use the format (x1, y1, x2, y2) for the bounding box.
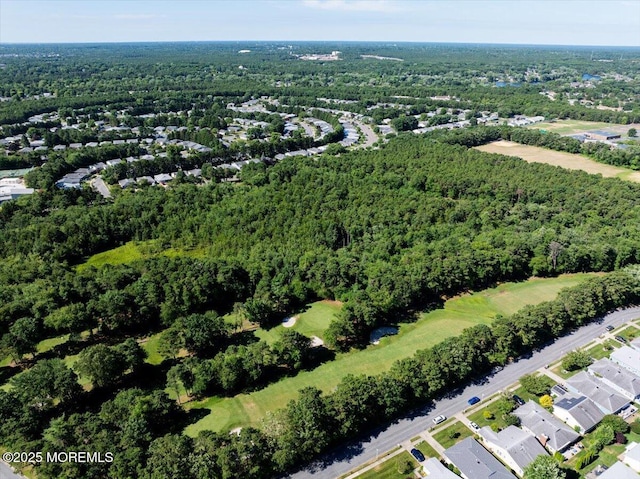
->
(526, 119, 640, 135)
(475, 141, 640, 183)
(76, 240, 206, 271)
(254, 300, 342, 345)
(184, 273, 595, 435)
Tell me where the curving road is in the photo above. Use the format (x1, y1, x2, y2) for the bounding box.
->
(286, 306, 640, 479)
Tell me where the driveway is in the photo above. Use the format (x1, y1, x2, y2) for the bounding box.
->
(286, 306, 640, 479)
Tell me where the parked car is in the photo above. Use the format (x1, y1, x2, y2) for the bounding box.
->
(432, 415, 446, 425)
(512, 394, 525, 406)
(410, 448, 426, 462)
(605, 325, 614, 332)
(615, 335, 627, 343)
(469, 421, 480, 431)
(467, 396, 480, 405)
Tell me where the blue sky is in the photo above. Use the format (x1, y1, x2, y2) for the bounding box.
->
(1, 0, 639, 46)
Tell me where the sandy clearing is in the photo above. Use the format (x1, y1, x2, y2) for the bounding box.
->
(310, 336, 324, 348)
(475, 140, 640, 183)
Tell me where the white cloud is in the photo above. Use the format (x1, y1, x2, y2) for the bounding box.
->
(302, 0, 401, 13)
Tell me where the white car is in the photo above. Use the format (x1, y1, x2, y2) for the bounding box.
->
(432, 415, 446, 425)
(469, 421, 480, 430)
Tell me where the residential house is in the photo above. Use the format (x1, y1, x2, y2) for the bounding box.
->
(596, 461, 638, 479)
(588, 358, 640, 401)
(443, 437, 515, 479)
(137, 176, 155, 185)
(610, 346, 640, 377)
(513, 401, 580, 453)
(422, 457, 459, 479)
(478, 425, 548, 477)
(153, 173, 172, 184)
(566, 371, 628, 414)
(118, 178, 135, 189)
(552, 394, 604, 433)
(631, 337, 640, 352)
(623, 442, 640, 473)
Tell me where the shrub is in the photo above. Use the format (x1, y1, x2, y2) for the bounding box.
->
(483, 410, 495, 420)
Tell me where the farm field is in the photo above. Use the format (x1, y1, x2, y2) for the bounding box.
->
(527, 119, 640, 136)
(184, 273, 595, 435)
(475, 140, 640, 182)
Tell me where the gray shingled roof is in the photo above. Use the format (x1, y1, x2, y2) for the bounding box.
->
(513, 401, 580, 452)
(554, 394, 604, 432)
(479, 425, 548, 473)
(422, 458, 459, 479)
(588, 358, 640, 400)
(566, 371, 629, 414)
(444, 437, 515, 479)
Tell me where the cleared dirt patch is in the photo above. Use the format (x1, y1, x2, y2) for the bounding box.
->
(475, 140, 640, 183)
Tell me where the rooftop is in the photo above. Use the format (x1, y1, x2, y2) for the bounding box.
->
(513, 401, 580, 452)
(444, 437, 514, 479)
(479, 425, 548, 472)
(566, 371, 629, 414)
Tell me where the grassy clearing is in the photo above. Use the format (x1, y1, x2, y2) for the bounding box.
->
(526, 119, 633, 135)
(77, 240, 206, 271)
(140, 332, 164, 365)
(432, 421, 474, 449)
(254, 300, 342, 345)
(36, 334, 69, 354)
(475, 141, 640, 183)
(358, 451, 418, 479)
(185, 274, 594, 434)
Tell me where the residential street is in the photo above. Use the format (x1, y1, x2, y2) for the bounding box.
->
(287, 305, 640, 479)
(0, 462, 25, 479)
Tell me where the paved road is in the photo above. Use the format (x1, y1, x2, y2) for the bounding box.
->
(287, 306, 640, 479)
(352, 121, 378, 148)
(0, 462, 26, 479)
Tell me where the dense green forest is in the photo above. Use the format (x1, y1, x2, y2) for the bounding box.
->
(2, 133, 640, 477)
(1, 42, 640, 478)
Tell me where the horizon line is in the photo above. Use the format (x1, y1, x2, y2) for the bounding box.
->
(1, 40, 639, 48)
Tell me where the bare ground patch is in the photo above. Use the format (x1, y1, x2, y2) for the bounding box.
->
(475, 140, 640, 183)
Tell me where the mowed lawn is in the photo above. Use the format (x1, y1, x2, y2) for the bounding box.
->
(475, 140, 640, 183)
(184, 273, 595, 435)
(526, 119, 640, 135)
(254, 300, 342, 345)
